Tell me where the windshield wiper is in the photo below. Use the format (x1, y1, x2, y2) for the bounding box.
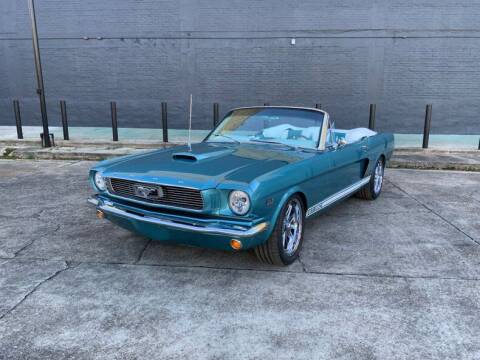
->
(296, 146, 317, 152)
(212, 133, 240, 144)
(249, 138, 296, 150)
(249, 138, 317, 152)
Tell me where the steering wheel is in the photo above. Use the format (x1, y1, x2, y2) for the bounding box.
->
(295, 134, 311, 140)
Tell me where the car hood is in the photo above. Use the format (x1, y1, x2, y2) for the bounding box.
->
(95, 142, 313, 190)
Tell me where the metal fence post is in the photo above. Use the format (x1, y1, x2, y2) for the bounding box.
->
(161, 102, 168, 142)
(60, 100, 69, 140)
(13, 100, 23, 139)
(213, 103, 219, 128)
(110, 101, 118, 141)
(422, 104, 432, 149)
(315, 103, 322, 109)
(368, 104, 376, 130)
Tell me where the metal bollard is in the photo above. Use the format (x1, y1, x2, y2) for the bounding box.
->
(40, 133, 55, 147)
(422, 104, 432, 149)
(161, 102, 168, 142)
(110, 101, 118, 141)
(13, 100, 23, 139)
(60, 100, 69, 140)
(315, 104, 322, 109)
(213, 103, 219, 128)
(368, 104, 376, 130)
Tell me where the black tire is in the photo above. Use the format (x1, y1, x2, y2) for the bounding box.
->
(356, 157, 385, 200)
(254, 194, 305, 266)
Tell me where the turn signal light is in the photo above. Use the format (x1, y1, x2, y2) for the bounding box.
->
(96, 210, 105, 219)
(230, 239, 242, 250)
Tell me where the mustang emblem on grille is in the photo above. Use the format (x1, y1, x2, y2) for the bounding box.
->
(133, 184, 164, 199)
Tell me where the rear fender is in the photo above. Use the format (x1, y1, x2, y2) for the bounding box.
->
(365, 134, 390, 175)
(360, 158, 370, 178)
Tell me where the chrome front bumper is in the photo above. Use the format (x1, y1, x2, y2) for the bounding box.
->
(87, 196, 268, 238)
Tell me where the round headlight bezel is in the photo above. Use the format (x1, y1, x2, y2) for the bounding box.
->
(94, 172, 106, 191)
(228, 190, 251, 215)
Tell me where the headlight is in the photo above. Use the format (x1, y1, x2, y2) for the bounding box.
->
(94, 172, 106, 191)
(228, 190, 250, 215)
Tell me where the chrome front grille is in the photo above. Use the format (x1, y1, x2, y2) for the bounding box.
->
(107, 177, 204, 210)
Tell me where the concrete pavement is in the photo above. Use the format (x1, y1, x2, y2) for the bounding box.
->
(0, 160, 479, 359)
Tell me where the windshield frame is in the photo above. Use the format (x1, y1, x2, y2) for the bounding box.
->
(203, 106, 328, 150)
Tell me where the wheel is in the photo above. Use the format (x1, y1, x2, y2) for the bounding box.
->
(254, 194, 305, 265)
(356, 157, 385, 200)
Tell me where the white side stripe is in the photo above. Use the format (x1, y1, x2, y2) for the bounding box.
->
(306, 176, 371, 217)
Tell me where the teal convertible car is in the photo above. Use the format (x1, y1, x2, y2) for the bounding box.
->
(88, 106, 394, 265)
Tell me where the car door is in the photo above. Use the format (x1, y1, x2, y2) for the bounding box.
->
(299, 149, 339, 217)
(301, 142, 366, 217)
(327, 136, 369, 194)
(301, 115, 368, 217)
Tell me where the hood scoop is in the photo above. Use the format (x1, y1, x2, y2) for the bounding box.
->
(172, 153, 198, 162)
(172, 148, 234, 163)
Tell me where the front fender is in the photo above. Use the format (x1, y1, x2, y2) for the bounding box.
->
(258, 185, 305, 243)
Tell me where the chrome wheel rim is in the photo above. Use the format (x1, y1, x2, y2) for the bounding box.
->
(374, 160, 384, 194)
(282, 198, 303, 256)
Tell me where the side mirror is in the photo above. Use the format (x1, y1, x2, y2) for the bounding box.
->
(337, 138, 347, 147)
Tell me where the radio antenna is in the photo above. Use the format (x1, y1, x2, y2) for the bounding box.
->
(188, 94, 192, 151)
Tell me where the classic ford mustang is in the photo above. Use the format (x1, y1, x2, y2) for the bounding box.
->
(88, 106, 394, 265)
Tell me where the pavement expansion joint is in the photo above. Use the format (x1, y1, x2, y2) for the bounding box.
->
(2, 256, 480, 282)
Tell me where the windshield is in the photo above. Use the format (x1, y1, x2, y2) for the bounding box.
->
(205, 108, 324, 149)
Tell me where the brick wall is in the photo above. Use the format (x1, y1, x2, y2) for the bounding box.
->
(1, 0, 479, 134)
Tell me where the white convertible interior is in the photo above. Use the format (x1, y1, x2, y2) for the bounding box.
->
(260, 124, 377, 148)
(329, 128, 377, 144)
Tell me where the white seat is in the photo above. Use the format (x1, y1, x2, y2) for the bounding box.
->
(334, 128, 376, 144)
